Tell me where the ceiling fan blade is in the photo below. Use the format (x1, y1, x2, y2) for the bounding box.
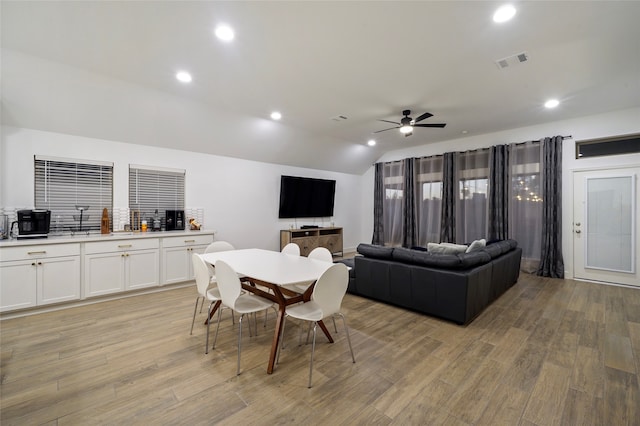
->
(414, 123, 447, 128)
(378, 119, 401, 125)
(414, 112, 433, 123)
(373, 126, 400, 133)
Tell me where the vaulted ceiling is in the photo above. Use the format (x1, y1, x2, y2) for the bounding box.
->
(2, 1, 639, 174)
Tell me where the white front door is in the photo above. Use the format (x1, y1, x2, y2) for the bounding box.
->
(573, 167, 639, 287)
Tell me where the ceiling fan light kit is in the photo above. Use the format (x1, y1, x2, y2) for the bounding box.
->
(374, 109, 446, 137)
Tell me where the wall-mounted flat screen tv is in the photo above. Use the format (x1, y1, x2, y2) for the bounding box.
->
(278, 175, 336, 218)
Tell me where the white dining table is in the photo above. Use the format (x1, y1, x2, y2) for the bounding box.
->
(201, 248, 335, 374)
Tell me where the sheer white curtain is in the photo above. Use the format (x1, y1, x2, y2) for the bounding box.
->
(415, 156, 443, 246)
(509, 141, 542, 273)
(455, 149, 490, 243)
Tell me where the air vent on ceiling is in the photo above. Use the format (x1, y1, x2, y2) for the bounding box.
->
(331, 115, 348, 122)
(495, 51, 529, 69)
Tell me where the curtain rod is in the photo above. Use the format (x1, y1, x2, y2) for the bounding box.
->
(512, 134, 572, 146)
(374, 135, 574, 165)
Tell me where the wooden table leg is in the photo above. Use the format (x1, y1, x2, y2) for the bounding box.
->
(267, 301, 286, 374)
(317, 320, 334, 343)
(204, 300, 221, 325)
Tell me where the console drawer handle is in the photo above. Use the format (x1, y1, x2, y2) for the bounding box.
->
(184, 239, 195, 243)
(118, 244, 132, 248)
(27, 251, 47, 255)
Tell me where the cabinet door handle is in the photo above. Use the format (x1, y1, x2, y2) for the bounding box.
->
(118, 244, 132, 248)
(27, 251, 47, 255)
(32, 262, 36, 266)
(37, 262, 43, 265)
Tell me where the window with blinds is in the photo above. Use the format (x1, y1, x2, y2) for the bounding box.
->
(128, 165, 185, 225)
(34, 156, 114, 233)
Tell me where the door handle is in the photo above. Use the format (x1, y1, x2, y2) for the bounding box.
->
(575, 222, 581, 226)
(575, 229, 581, 234)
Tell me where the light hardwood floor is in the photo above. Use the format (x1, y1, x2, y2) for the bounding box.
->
(1, 274, 639, 425)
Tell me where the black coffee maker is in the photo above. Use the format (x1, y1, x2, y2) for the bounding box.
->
(13, 209, 51, 239)
(165, 210, 185, 231)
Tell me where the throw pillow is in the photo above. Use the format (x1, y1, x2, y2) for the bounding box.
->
(465, 239, 487, 253)
(427, 242, 468, 255)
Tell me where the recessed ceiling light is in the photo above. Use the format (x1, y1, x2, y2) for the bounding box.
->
(493, 5, 516, 23)
(544, 99, 560, 108)
(367, 139, 376, 146)
(176, 71, 192, 83)
(270, 111, 282, 120)
(215, 25, 235, 41)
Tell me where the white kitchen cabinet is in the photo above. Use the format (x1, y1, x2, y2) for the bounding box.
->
(84, 238, 159, 297)
(161, 234, 213, 285)
(0, 244, 81, 312)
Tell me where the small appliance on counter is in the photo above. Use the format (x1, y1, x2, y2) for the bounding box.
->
(13, 209, 51, 239)
(165, 210, 185, 231)
(0, 214, 8, 239)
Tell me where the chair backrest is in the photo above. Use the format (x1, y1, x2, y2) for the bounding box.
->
(214, 260, 243, 309)
(205, 241, 235, 253)
(312, 263, 349, 317)
(192, 254, 212, 297)
(281, 243, 300, 256)
(308, 247, 333, 263)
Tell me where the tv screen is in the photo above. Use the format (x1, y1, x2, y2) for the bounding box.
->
(278, 175, 336, 218)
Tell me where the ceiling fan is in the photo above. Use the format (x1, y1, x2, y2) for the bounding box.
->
(374, 109, 446, 137)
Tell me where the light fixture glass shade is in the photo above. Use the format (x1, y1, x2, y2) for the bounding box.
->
(399, 125, 413, 134)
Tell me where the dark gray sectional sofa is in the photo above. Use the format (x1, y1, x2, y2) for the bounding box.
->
(344, 240, 522, 325)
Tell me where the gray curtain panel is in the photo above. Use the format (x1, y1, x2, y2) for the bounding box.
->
(402, 158, 417, 248)
(415, 155, 443, 246)
(537, 136, 565, 278)
(488, 144, 510, 240)
(372, 162, 384, 245)
(440, 152, 457, 242)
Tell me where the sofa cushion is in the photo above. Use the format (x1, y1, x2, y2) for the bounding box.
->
(465, 239, 487, 253)
(458, 251, 492, 268)
(394, 247, 462, 268)
(356, 243, 394, 260)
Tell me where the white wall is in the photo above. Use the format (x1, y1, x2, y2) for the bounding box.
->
(0, 126, 363, 252)
(360, 107, 640, 278)
(3, 107, 638, 266)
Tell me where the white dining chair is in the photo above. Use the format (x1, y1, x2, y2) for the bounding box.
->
(308, 246, 333, 262)
(197, 240, 238, 315)
(190, 254, 232, 354)
(292, 246, 334, 302)
(281, 242, 301, 256)
(276, 263, 355, 388)
(203, 240, 236, 281)
(213, 260, 276, 375)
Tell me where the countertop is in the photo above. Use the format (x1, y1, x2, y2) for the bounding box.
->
(0, 229, 215, 248)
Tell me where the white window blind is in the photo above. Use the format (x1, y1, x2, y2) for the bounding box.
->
(34, 156, 114, 232)
(129, 165, 185, 222)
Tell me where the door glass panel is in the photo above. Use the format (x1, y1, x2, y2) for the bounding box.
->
(586, 175, 635, 273)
